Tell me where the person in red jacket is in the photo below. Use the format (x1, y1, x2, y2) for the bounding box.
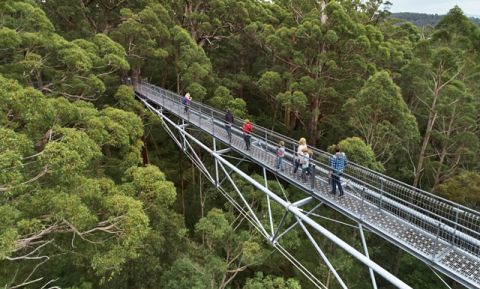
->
(242, 119, 252, 151)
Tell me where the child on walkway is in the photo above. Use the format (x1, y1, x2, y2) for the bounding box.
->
(301, 147, 310, 182)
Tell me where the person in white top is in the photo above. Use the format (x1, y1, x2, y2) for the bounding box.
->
(293, 137, 307, 174)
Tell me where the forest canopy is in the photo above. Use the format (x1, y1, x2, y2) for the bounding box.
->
(1, 0, 479, 288)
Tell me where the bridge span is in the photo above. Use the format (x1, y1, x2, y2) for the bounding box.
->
(135, 82, 480, 289)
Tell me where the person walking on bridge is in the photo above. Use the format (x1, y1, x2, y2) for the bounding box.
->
(293, 137, 307, 175)
(242, 119, 252, 151)
(301, 147, 310, 182)
(329, 145, 348, 197)
(183, 92, 191, 114)
(225, 109, 234, 142)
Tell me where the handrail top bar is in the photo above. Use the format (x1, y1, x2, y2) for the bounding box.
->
(137, 83, 480, 218)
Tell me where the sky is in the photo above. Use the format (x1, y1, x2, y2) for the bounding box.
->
(388, 0, 480, 17)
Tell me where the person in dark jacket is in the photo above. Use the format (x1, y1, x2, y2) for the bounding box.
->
(225, 110, 234, 142)
(182, 93, 191, 114)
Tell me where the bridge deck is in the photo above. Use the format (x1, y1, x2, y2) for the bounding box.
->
(136, 83, 480, 288)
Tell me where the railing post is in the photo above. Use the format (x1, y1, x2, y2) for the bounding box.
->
(211, 110, 215, 136)
(265, 131, 268, 150)
(361, 187, 366, 220)
(199, 105, 202, 127)
(264, 131, 268, 163)
(432, 222, 442, 261)
(453, 208, 461, 246)
(292, 143, 296, 174)
(379, 177, 385, 212)
(310, 164, 316, 191)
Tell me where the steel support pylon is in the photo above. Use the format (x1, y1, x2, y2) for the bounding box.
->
(136, 82, 480, 289)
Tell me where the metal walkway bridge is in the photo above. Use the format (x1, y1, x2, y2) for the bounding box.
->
(135, 82, 480, 289)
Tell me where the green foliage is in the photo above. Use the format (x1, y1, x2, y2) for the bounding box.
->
(0, 58, 169, 289)
(195, 208, 230, 241)
(1, 1, 479, 289)
(112, 4, 171, 76)
(208, 86, 247, 117)
(40, 128, 101, 177)
(193, 208, 265, 288)
(435, 172, 480, 209)
(160, 258, 210, 289)
(244, 272, 301, 289)
(114, 85, 145, 114)
(344, 71, 419, 162)
(123, 165, 177, 207)
(329, 137, 384, 172)
(0, 205, 19, 259)
(0, 0, 128, 101)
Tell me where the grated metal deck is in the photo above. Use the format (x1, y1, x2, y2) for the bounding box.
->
(136, 83, 480, 288)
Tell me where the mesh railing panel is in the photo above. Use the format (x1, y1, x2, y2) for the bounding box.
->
(137, 83, 480, 259)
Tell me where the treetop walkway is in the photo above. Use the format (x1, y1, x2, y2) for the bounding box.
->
(135, 82, 480, 289)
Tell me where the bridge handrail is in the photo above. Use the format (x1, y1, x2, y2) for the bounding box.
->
(137, 83, 480, 257)
(139, 83, 478, 212)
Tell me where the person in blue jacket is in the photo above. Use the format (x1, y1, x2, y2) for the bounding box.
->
(329, 145, 348, 197)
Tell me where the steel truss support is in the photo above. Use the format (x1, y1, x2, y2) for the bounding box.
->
(217, 160, 269, 238)
(359, 224, 378, 289)
(429, 266, 453, 289)
(264, 167, 275, 236)
(138, 96, 413, 289)
(297, 216, 348, 289)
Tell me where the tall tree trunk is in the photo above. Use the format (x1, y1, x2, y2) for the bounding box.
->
(132, 65, 141, 84)
(319, 1, 328, 23)
(433, 105, 458, 186)
(141, 135, 149, 166)
(309, 95, 321, 146)
(176, 71, 181, 94)
(285, 107, 291, 131)
(309, 1, 328, 145)
(413, 64, 463, 187)
(271, 103, 278, 130)
(413, 77, 441, 187)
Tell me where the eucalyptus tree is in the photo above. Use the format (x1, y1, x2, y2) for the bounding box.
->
(111, 4, 212, 96)
(344, 71, 419, 163)
(36, 0, 151, 38)
(434, 172, 480, 210)
(328, 137, 385, 172)
(0, 76, 158, 288)
(246, 1, 408, 145)
(195, 208, 264, 289)
(166, 0, 261, 49)
(0, 0, 129, 101)
(400, 6, 480, 188)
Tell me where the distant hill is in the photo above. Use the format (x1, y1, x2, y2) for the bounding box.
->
(391, 12, 480, 27)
